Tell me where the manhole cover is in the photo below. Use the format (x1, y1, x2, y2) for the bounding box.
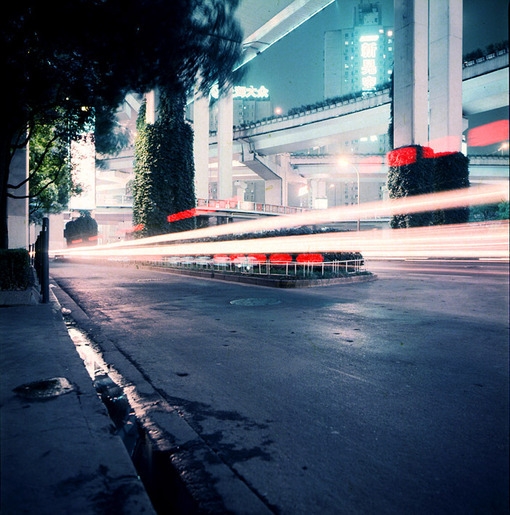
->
(13, 377, 75, 400)
(230, 298, 282, 306)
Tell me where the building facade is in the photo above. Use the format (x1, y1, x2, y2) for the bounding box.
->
(324, 1, 393, 99)
(209, 84, 273, 130)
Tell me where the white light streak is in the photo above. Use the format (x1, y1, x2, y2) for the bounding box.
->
(55, 184, 509, 260)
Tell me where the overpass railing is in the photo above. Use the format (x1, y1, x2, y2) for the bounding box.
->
(463, 47, 508, 68)
(197, 198, 308, 215)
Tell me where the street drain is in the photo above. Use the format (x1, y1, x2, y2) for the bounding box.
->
(230, 298, 282, 306)
(13, 377, 75, 400)
(61, 313, 197, 513)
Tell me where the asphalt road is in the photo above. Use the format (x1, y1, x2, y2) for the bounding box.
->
(50, 258, 509, 515)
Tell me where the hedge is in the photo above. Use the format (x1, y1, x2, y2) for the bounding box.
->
(0, 249, 32, 291)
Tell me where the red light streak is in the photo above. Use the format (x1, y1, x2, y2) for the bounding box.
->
(167, 208, 198, 222)
(468, 120, 509, 147)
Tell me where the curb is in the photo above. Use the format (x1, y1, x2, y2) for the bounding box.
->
(146, 266, 378, 288)
(50, 278, 274, 514)
(61, 257, 377, 288)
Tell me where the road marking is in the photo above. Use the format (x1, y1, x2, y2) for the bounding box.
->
(325, 367, 379, 386)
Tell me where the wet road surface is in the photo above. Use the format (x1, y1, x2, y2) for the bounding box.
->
(50, 258, 509, 514)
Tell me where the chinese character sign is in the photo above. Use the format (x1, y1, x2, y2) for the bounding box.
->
(210, 85, 269, 100)
(361, 41, 377, 59)
(359, 35, 379, 91)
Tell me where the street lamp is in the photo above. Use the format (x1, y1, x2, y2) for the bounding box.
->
(338, 157, 360, 231)
(497, 142, 509, 155)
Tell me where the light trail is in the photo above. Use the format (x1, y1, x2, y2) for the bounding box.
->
(55, 184, 509, 260)
(55, 222, 509, 260)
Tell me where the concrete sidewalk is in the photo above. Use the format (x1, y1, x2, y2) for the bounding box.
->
(0, 290, 156, 514)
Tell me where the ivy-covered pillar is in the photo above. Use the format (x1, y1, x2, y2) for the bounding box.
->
(133, 88, 196, 237)
(387, 145, 435, 228)
(432, 151, 470, 224)
(387, 146, 470, 228)
(393, 0, 464, 153)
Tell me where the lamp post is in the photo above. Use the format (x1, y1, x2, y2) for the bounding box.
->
(338, 158, 360, 231)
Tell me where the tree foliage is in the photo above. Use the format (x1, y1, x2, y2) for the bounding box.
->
(133, 89, 196, 237)
(0, 0, 244, 248)
(28, 124, 83, 225)
(470, 201, 509, 221)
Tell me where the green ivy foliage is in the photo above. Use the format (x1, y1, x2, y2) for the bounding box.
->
(432, 152, 470, 225)
(133, 89, 196, 238)
(387, 145, 434, 228)
(387, 146, 470, 228)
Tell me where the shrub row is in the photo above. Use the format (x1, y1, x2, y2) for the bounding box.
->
(0, 249, 32, 291)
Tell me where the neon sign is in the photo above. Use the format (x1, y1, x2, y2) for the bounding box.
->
(210, 84, 269, 100)
(359, 35, 379, 91)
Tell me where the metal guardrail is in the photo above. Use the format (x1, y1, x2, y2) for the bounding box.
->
(463, 47, 508, 68)
(149, 256, 365, 278)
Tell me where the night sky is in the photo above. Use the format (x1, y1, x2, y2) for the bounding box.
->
(242, 0, 509, 114)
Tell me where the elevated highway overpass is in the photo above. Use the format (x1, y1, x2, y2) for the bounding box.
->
(204, 50, 508, 206)
(209, 50, 508, 160)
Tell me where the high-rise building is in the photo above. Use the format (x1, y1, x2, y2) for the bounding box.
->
(324, 1, 393, 100)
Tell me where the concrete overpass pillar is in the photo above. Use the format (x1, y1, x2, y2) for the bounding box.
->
(234, 180, 247, 206)
(192, 91, 210, 200)
(311, 179, 328, 209)
(393, 0, 429, 148)
(264, 180, 282, 205)
(217, 88, 233, 200)
(393, 0, 463, 152)
(428, 0, 463, 152)
(145, 89, 159, 124)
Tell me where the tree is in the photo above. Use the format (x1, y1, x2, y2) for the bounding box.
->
(470, 201, 509, 221)
(28, 123, 83, 225)
(133, 89, 196, 237)
(0, 0, 244, 248)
